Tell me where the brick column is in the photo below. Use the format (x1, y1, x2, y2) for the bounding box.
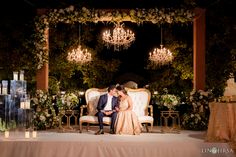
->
(193, 8, 206, 90)
(36, 9, 49, 91)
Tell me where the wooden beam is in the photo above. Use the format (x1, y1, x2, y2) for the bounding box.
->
(193, 8, 206, 90)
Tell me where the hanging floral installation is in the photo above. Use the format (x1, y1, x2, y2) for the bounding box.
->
(33, 5, 195, 69)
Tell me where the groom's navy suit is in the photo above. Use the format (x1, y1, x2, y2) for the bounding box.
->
(96, 94, 119, 130)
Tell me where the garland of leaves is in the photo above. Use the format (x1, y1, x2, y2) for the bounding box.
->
(33, 5, 195, 69)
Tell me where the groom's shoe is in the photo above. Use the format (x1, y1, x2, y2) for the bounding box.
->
(95, 129, 104, 135)
(109, 129, 115, 134)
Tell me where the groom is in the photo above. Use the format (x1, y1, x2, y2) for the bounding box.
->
(95, 85, 119, 135)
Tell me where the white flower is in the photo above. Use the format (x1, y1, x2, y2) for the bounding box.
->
(39, 115, 46, 121)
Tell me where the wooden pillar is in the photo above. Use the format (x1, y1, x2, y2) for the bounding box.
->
(193, 8, 206, 90)
(36, 9, 49, 91)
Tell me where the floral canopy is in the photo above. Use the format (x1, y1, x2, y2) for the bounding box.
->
(33, 5, 195, 69)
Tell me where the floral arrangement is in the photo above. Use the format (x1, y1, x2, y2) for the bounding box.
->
(181, 89, 214, 130)
(160, 94, 180, 110)
(57, 92, 79, 110)
(31, 90, 59, 130)
(33, 6, 195, 69)
(152, 88, 180, 110)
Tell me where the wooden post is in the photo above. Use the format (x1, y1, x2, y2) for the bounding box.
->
(36, 9, 49, 91)
(193, 8, 206, 90)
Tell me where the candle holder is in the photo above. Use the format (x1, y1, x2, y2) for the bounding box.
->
(13, 71, 18, 80)
(25, 130, 30, 138)
(1, 80, 8, 95)
(19, 70, 24, 81)
(4, 130, 9, 138)
(32, 130, 37, 138)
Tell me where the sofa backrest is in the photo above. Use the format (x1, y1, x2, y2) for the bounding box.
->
(85, 88, 151, 117)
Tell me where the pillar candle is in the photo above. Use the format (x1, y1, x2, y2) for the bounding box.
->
(4, 131, 9, 138)
(32, 131, 37, 138)
(25, 131, 30, 138)
(13, 71, 18, 80)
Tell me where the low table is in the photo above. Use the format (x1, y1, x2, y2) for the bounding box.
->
(58, 110, 79, 131)
(160, 110, 180, 133)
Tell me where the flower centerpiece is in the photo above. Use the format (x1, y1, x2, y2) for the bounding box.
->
(57, 92, 79, 110)
(160, 94, 180, 110)
(152, 88, 180, 110)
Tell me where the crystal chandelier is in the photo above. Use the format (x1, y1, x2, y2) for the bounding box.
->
(67, 25, 92, 64)
(149, 27, 173, 67)
(67, 45, 92, 64)
(102, 23, 135, 51)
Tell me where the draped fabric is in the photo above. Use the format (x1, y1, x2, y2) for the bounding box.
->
(206, 102, 236, 142)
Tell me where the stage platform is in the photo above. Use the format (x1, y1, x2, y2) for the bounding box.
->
(0, 126, 235, 157)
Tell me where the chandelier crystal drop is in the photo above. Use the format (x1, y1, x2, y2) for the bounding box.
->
(102, 23, 135, 51)
(67, 45, 92, 64)
(149, 26, 173, 67)
(149, 44, 173, 67)
(67, 24, 92, 64)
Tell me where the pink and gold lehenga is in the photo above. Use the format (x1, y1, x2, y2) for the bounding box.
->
(115, 98, 142, 135)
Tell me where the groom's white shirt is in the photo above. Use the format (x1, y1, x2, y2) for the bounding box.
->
(104, 93, 113, 111)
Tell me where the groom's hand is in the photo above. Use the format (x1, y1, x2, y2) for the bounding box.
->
(103, 111, 113, 115)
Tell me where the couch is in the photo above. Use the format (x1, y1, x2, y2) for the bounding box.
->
(79, 87, 153, 133)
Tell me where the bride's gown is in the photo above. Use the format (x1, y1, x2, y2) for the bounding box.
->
(115, 97, 141, 135)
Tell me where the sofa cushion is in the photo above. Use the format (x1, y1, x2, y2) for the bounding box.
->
(80, 116, 111, 123)
(86, 89, 107, 116)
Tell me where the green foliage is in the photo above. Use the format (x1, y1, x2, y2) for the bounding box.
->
(80, 58, 121, 88)
(0, 119, 17, 131)
(31, 90, 59, 130)
(181, 89, 214, 130)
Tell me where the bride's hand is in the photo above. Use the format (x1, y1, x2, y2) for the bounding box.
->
(115, 107, 119, 112)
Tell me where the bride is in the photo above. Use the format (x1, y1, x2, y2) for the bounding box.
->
(115, 85, 142, 135)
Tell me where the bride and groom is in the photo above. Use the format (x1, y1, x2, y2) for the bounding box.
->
(95, 84, 142, 135)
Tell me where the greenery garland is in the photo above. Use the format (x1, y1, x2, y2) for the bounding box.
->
(33, 5, 195, 69)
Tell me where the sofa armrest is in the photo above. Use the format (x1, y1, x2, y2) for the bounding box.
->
(80, 105, 87, 117)
(148, 105, 153, 117)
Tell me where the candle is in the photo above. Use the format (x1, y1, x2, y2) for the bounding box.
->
(5, 131, 9, 138)
(25, 131, 30, 138)
(2, 88, 7, 95)
(19, 70, 24, 81)
(13, 71, 18, 80)
(20, 102, 25, 109)
(25, 101, 30, 109)
(32, 131, 37, 138)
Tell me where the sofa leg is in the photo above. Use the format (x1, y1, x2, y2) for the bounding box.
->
(79, 122, 82, 133)
(86, 123, 90, 131)
(150, 123, 153, 133)
(145, 124, 149, 132)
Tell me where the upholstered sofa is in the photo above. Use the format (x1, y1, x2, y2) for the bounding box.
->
(79, 87, 153, 133)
